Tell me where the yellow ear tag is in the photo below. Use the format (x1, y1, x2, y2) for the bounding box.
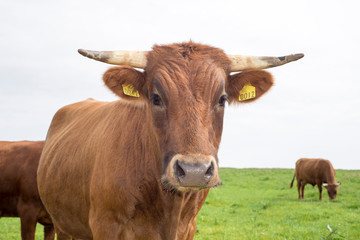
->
(239, 84, 256, 101)
(122, 84, 140, 98)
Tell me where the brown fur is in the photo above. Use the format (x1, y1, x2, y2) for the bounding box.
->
(0, 141, 55, 240)
(290, 158, 340, 200)
(38, 42, 274, 240)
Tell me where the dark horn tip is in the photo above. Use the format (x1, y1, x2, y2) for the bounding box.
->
(290, 53, 305, 61)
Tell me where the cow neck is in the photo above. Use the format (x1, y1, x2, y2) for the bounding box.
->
(156, 188, 209, 239)
(325, 167, 336, 184)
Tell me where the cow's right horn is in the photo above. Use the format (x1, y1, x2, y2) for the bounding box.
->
(228, 53, 304, 72)
(78, 49, 147, 69)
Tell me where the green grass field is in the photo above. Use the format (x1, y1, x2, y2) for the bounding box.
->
(1, 168, 359, 240)
(195, 168, 360, 240)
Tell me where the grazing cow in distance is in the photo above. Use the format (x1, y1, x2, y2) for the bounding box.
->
(290, 158, 340, 200)
(38, 41, 303, 240)
(0, 141, 55, 240)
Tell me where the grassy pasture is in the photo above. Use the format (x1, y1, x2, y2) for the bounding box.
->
(195, 168, 360, 240)
(0, 168, 359, 240)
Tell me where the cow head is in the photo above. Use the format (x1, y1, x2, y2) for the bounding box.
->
(78, 42, 303, 192)
(323, 182, 341, 199)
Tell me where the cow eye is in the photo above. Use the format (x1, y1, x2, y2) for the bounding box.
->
(218, 95, 228, 107)
(151, 93, 163, 107)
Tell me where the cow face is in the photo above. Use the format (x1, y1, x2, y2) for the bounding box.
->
(323, 183, 341, 199)
(102, 43, 274, 192)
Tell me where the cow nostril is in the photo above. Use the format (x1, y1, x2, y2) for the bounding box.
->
(205, 162, 214, 177)
(175, 160, 186, 178)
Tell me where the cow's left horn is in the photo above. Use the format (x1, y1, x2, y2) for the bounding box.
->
(78, 49, 147, 69)
(228, 53, 304, 72)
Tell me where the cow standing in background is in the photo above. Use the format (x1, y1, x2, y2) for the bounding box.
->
(38, 41, 303, 240)
(290, 158, 340, 200)
(0, 141, 55, 240)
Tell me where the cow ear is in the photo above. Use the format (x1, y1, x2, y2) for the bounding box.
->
(103, 66, 146, 100)
(227, 69, 274, 104)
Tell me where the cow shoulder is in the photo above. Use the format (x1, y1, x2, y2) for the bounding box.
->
(47, 99, 101, 135)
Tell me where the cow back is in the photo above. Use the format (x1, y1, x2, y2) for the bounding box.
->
(295, 158, 336, 184)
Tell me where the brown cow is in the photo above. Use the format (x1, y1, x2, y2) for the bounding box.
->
(0, 141, 55, 240)
(38, 41, 303, 240)
(290, 158, 340, 200)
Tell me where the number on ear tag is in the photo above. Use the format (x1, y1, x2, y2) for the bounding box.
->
(239, 84, 256, 101)
(122, 84, 140, 98)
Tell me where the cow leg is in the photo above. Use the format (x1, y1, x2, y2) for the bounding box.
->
(17, 202, 39, 240)
(297, 180, 301, 199)
(44, 224, 56, 240)
(56, 231, 73, 240)
(89, 210, 139, 240)
(300, 183, 306, 199)
(317, 183, 323, 200)
(90, 218, 123, 239)
(54, 226, 73, 240)
(19, 212, 37, 240)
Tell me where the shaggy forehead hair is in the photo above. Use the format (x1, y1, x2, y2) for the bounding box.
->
(145, 41, 232, 74)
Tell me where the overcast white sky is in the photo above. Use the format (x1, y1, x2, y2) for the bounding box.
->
(1, 0, 359, 169)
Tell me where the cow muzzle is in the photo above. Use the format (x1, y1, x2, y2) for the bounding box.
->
(162, 154, 220, 192)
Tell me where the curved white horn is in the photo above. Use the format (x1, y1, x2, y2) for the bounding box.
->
(78, 49, 147, 69)
(322, 183, 328, 187)
(228, 53, 304, 72)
